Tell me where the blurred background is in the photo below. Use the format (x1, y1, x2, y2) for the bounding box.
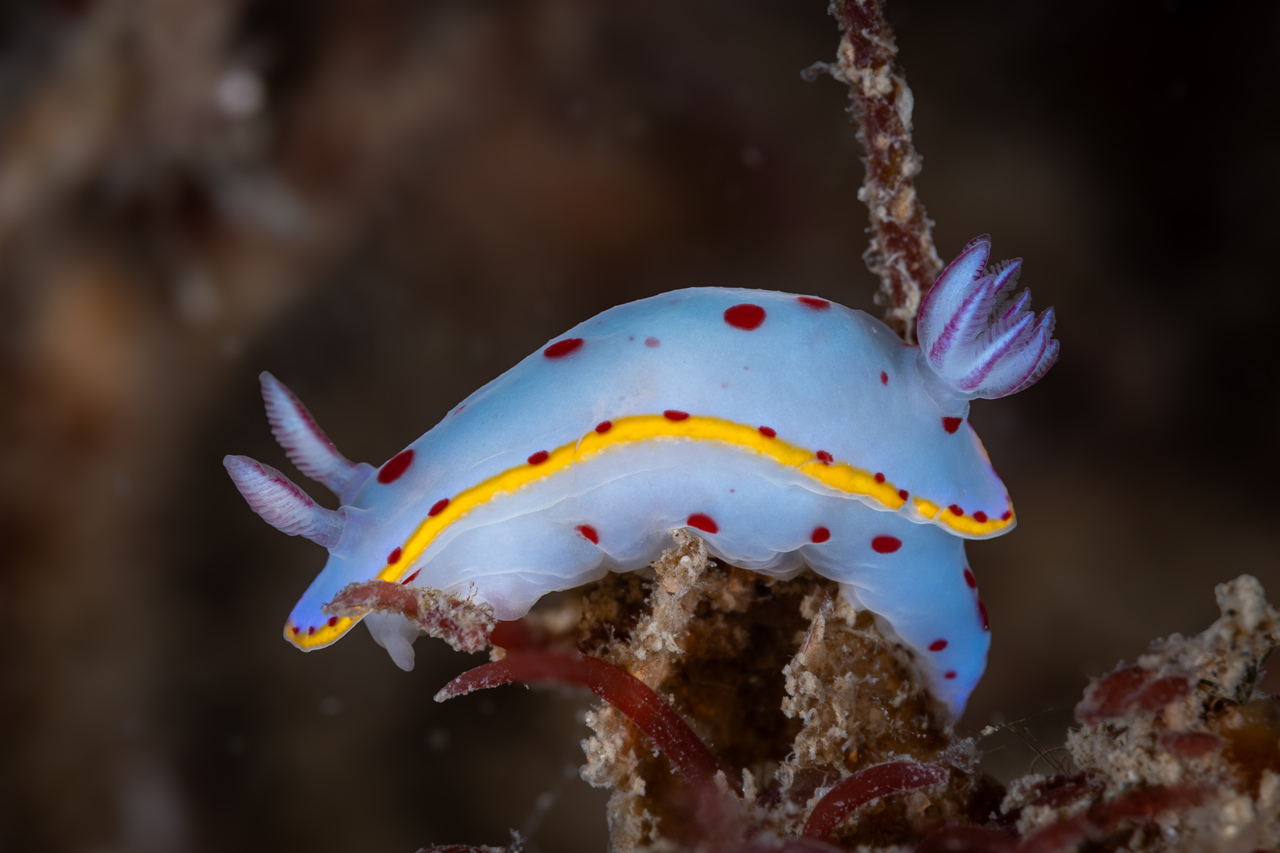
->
(1, 0, 1277, 850)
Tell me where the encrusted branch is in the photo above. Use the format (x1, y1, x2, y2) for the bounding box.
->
(324, 580, 496, 653)
(825, 0, 942, 342)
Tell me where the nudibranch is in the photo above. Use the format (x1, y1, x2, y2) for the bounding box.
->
(226, 236, 1057, 716)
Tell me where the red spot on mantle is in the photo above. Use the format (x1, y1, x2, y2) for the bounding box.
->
(543, 338, 583, 359)
(944, 671, 957, 680)
(880, 371, 889, 385)
(871, 535, 901, 554)
(686, 513, 718, 534)
(978, 600, 990, 631)
(402, 569, 421, 585)
(942, 417, 963, 434)
(898, 489, 909, 500)
(644, 336, 660, 348)
(758, 425, 776, 438)
(576, 524, 599, 544)
(963, 568, 976, 588)
(811, 526, 830, 543)
(328, 616, 338, 627)
(387, 547, 402, 564)
(929, 639, 948, 652)
(949, 504, 964, 516)
(664, 409, 690, 421)
(874, 472, 885, 483)
(815, 450, 833, 465)
(377, 449, 415, 484)
(428, 498, 450, 517)
(1001, 510, 1013, 521)
(595, 420, 613, 434)
(973, 510, 988, 523)
(527, 450, 549, 465)
(797, 296, 830, 310)
(723, 303, 766, 330)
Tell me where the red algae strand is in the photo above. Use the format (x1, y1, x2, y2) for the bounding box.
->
(435, 650, 732, 790)
(802, 762, 949, 839)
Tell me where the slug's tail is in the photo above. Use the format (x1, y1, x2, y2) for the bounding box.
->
(916, 236, 1059, 400)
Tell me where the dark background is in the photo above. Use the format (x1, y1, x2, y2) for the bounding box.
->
(2, 1, 1277, 851)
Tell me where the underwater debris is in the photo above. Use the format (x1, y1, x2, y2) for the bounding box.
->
(399, 540, 1277, 852)
(1000, 574, 1280, 853)
(571, 532, 985, 852)
(421, 531, 985, 852)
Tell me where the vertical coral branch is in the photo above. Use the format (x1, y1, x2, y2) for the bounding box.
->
(829, 0, 941, 342)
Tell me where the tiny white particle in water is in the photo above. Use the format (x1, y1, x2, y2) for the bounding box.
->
(215, 68, 265, 118)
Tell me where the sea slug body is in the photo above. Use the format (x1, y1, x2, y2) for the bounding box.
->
(226, 236, 1057, 716)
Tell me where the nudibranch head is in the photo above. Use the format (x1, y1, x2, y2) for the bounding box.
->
(225, 373, 400, 655)
(916, 235, 1059, 401)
